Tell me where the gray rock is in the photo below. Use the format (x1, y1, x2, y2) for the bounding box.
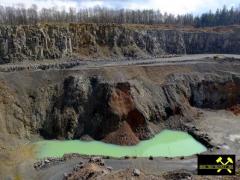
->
(63, 172, 68, 177)
(133, 168, 141, 176)
(44, 159, 50, 163)
(149, 156, 153, 160)
(106, 166, 113, 171)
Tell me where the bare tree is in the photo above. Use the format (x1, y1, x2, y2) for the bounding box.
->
(27, 5, 38, 24)
(0, 4, 239, 27)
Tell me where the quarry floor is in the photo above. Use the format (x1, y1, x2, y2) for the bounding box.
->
(1, 109, 238, 180)
(34, 109, 240, 180)
(0, 54, 240, 179)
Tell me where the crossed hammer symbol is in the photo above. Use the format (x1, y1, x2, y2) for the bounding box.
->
(216, 157, 233, 174)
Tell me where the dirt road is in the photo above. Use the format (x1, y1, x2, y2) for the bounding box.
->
(0, 54, 239, 72)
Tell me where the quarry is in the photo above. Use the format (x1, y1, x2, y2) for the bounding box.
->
(0, 24, 239, 179)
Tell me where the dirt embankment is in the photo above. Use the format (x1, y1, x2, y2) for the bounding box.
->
(1, 24, 240, 63)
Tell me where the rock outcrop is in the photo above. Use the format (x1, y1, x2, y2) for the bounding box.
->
(1, 24, 240, 63)
(0, 62, 239, 146)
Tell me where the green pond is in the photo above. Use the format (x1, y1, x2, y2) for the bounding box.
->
(36, 130, 207, 158)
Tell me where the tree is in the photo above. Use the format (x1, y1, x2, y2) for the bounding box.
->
(0, 4, 239, 27)
(27, 5, 38, 24)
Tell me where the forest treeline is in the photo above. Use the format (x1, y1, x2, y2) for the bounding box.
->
(0, 4, 240, 27)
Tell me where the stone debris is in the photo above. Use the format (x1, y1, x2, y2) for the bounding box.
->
(63, 157, 110, 180)
(34, 157, 64, 170)
(89, 157, 105, 166)
(106, 166, 113, 171)
(34, 153, 83, 170)
(63, 153, 82, 161)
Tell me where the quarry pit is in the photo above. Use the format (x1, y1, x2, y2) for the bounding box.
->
(0, 54, 239, 179)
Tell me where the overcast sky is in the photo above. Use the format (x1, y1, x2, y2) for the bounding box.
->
(0, 0, 239, 15)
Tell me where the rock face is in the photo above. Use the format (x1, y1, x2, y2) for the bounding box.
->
(0, 62, 239, 146)
(0, 24, 240, 63)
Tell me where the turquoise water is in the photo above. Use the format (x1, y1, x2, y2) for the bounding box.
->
(36, 130, 207, 158)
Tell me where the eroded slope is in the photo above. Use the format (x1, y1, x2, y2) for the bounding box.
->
(0, 61, 239, 147)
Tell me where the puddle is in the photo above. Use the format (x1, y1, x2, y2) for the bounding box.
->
(35, 130, 207, 158)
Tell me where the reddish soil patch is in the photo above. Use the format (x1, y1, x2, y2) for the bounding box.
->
(103, 121, 140, 145)
(126, 109, 149, 139)
(127, 109, 146, 129)
(109, 86, 134, 117)
(107, 83, 148, 144)
(223, 82, 240, 105)
(228, 104, 240, 116)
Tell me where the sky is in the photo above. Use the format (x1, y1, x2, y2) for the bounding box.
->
(0, 0, 239, 15)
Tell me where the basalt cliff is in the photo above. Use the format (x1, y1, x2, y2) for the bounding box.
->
(0, 24, 240, 63)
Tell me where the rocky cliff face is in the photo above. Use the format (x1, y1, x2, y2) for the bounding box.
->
(0, 63, 239, 146)
(0, 24, 240, 63)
